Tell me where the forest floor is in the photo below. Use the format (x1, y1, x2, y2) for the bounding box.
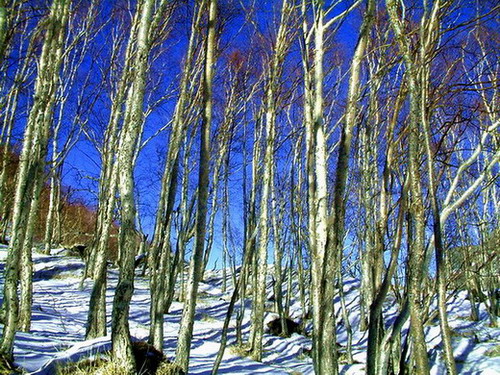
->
(0, 245, 499, 374)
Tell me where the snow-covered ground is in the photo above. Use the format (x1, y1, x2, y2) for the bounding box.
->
(0, 245, 499, 374)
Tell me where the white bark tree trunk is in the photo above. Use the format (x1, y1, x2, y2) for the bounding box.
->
(0, 0, 70, 360)
(250, 0, 292, 361)
(386, 1, 431, 372)
(111, 0, 157, 371)
(175, 0, 217, 371)
(84, 4, 141, 338)
(149, 1, 200, 351)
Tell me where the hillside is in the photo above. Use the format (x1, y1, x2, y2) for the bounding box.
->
(0, 246, 499, 374)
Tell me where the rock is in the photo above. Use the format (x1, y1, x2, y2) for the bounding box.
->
(64, 244, 88, 261)
(132, 341, 165, 375)
(266, 317, 301, 337)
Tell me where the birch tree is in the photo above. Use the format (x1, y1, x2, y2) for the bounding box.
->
(0, 0, 71, 360)
(0, 0, 26, 65)
(109, 0, 170, 370)
(365, 75, 409, 375)
(386, 0, 436, 372)
(249, 0, 293, 361)
(85, 6, 141, 339)
(418, 2, 457, 372)
(0, 0, 6, 63)
(85, 0, 175, 342)
(0, 12, 35, 242)
(43, 1, 99, 254)
(301, 0, 366, 373)
(175, 0, 217, 371)
(149, 2, 203, 350)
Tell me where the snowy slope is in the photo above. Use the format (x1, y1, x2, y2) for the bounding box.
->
(0, 246, 499, 374)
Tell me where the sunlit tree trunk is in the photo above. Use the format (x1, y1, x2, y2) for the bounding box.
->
(366, 80, 408, 375)
(211, 200, 262, 375)
(358, 52, 383, 333)
(221, 154, 230, 293)
(249, 0, 292, 361)
(308, 6, 334, 372)
(175, 0, 217, 371)
(0, 3, 32, 241)
(301, 0, 321, 369)
(18, 164, 48, 332)
(0, 0, 6, 62)
(248, 108, 264, 350)
(326, 0, 374, 367)
(0, 0, 25, 64)
(85, 7, 139, 336)
(43, 166, 61, 254)
(0, 0, 70, 360)
(271, 178, 286, 336)
(173, 136, 197, 306)
(236, 113, 252, 345)
(203, 79, 238, 271)
(85, 163, 119, 339)
(110, 0, 157, 371)
(149, 1, 201, 351)
(303, 0, 363, 372)
(291, 154, 308, 320)
(386, 1, 430, 372)
(419, 3, 456, 372)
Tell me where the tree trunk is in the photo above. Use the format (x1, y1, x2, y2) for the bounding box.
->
(367, 175, 408, 375)
(271, 186, 286, 337)
(420, 11, 457, 370)
(0, 0, 70, 360)
(43, 169, 60, 255)
(19, 173, 45, 332)
(111, 0, 156, 371)
(175, 0, 216, 371)
(0, 46, 31, 241)
(148, 1, 199, 351)
(325, 0, 374, 368)
(0, 0, 6, 63)
(86, 163, 119, 339)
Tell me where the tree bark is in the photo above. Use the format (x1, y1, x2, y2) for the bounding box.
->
(175, 0, 216, 371)
(0, 0, 70, 360)
(419, 3, 457, 370)
(250, 0, 292, 360)
(111, 0, 156, 371)
(386, 1, 431, 371)
(85, 3, 142, 339)
(148, 1, 200, 351)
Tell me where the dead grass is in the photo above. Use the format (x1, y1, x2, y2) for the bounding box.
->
(56, 356, 112, 375)
(485, 345, 500, 357)
(200, 313, 216, 322)
(155, 361, 185, 375)
(94, 361, 131, 375)
(56, 357, 180, 375)
(0, 355, 17, 375)
(52, 272, 77, 280)
(228, 344, 252, 358)
(55, 341, 176, 375)
(450, 328, 476, 339)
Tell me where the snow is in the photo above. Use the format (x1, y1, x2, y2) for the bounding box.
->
(0, 245, 499, 374)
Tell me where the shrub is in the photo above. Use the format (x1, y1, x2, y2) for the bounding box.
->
(0, 354, 16, 375)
